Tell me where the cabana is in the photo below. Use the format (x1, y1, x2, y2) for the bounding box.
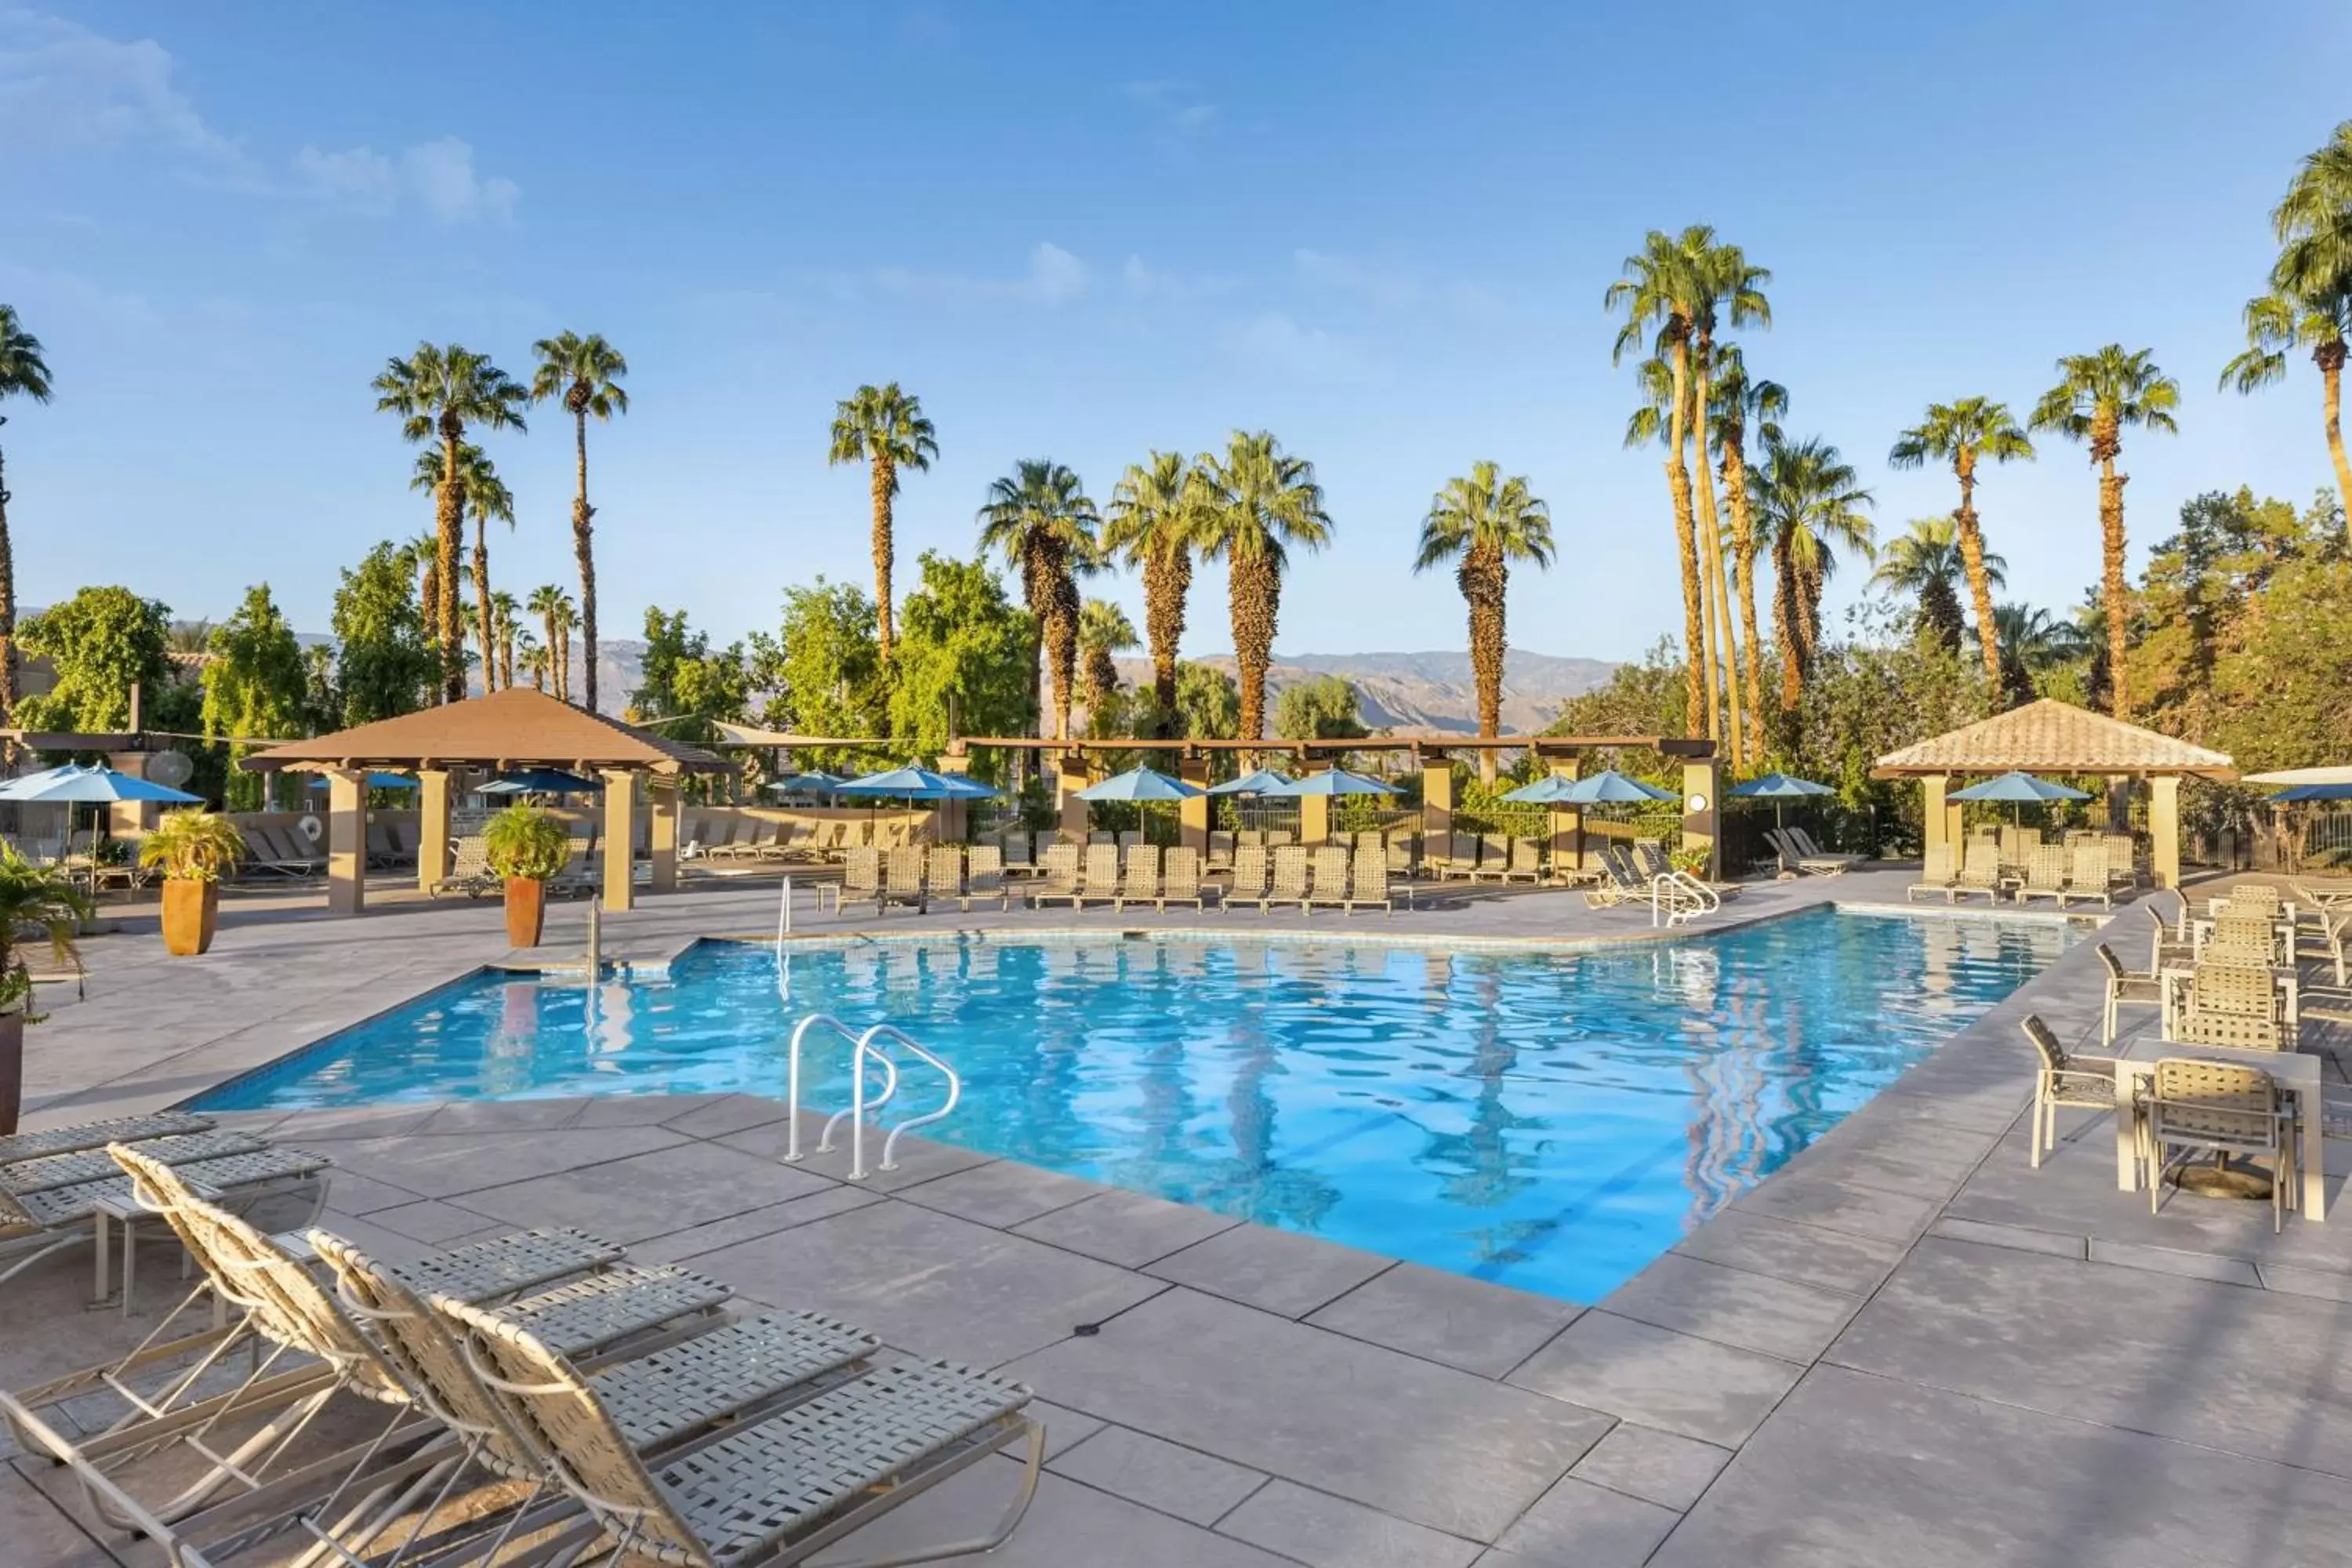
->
(240, 688, 731, 915)
(1872, 699, 2234, 888)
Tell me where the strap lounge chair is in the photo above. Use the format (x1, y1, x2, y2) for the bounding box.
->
(881, 848, 927, 913)
(831, 848, 883, 916)
(1907, 843, 1959, 902)
(0, 1110, 213, 1164)
(1227, 845, 1272, 914)
(1788, 826, 1864, 869)
(1028, 844, 1083, 909)
(924, 847, 964, 908)
(1387, 831, 1414, 877)
(428, 836, 496, 898)
(1076, 844, 1123, 908)
(2013, 844, 2070, 907)
(2140, 1058, 2298, 1231)
(2022, 1016, 2128, 1171)
(1769, 828, 1853, 877)
(1954, 840, 2005, 902)
(1347, 847, 1393, 915)
(1438, 833, 1481, 881)
(1307, 846, 1352, 910)
(1206, 831, 1235, 872)
(1504, 837, 1544, 883)
(960, 845, 1011, 912)
(1584, 845, 1646, 909)
(1116, 844, 1162, 911)
(1267, 829, 1294, 848)
(1161, 847, 1214, 910)
(1000, 829, 1033, 873)
(2063, 841, 2115, 909)
(1269, 846, 1312, 913)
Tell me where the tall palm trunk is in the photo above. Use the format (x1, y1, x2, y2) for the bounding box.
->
(1019, 548, 1051, 742)
(436, 416, 466, 703)
(1663, 336, 1705, 737)
(542, 608, 561, 701)
(1145, 545, 1190, 737)
(1952, 451, 2003, 696)
(2320, 339, 2352, 512)
(1463, 546, 1505, 785)
(1722, 436, 1765, 748)
(472, 511, 495, 694)
(1773, 547, 1803, 711)
(2094, 419, 2131, 718)
(1045, 565, 1080, 742)
(0, 434, 16, 728)
(1690, 347, 1743, 768)
(869, 454, 898, 662)
(1231, 551, 1279, 742)
(570, 406, 598, 712)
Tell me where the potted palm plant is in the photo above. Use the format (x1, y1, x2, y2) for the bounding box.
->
(484, 804, 570, 948)
(140, 809, 245, 956)
(0, 844, 91, 1134)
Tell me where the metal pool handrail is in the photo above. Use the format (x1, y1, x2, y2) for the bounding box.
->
(1649, 872, 1719, 927)
(781, 1012, 962, 1180)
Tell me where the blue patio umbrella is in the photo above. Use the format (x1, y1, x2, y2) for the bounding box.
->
(835, 767, 1001, 801)
(1728, 771, 1835, 833)
(768, 770, 848, 797)
(1075, 766, 1203, 802)
(0, 764, 201, 804)
(1206, 768, 1293, 796)
(305, 771, 418, 792)
(1267, 768, 1398, 797)
(476, 768, 601, 797)
(1949, 770, 2092, 826)
(1497, 774, 1592, 805)
(2268, 782, 2352, 802)
(1554, 768, 1676, 805)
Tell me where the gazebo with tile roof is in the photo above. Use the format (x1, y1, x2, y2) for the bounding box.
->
(241, 687, 731, 916)
(1872, 698, 2234, 887)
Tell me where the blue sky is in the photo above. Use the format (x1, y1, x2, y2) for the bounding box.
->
(2, 1, 2347, 662)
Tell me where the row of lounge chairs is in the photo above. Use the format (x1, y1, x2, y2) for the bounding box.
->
(1029, 843, 1402, 914)
(1766, 826, 1864, 876)
(2, 1120, 1040, 1568)
(1907, 840, 2126, 906)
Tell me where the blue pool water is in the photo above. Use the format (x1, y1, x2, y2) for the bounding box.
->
(197, 909, 2072, 1301)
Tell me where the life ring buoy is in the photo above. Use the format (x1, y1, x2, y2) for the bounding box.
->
(297, 815, 325, 843)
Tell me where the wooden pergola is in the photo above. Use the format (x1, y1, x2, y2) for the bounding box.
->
(241, 688, 731, 916)
(1872, 699, 2235, 887)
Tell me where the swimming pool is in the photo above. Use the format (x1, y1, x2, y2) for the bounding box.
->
(197, 908, 2073, 1301)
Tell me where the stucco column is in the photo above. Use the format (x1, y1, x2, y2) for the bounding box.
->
(1681, 759, 1723, 880)
(1055, 755, 1092, 841)
(648, 775, 678, 894)
(1299, 770, 1332, 847)
(105, 751, 158, 837)
(1547, 756, 1584, 876)
(601, 770, 637, 912)
(416, 769, 452, 895)
(325, 768, 367, 916)
(1421, 757, 1454, 850)
(2150, 775, 2181, 889)
(1922, 775, 1950, 860)
(1178, 755, 1210, 853)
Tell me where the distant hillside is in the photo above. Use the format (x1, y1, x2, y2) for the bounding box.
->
(1116, 649, 1618, 735)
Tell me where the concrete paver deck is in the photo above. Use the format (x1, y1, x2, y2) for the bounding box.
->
(5, 868, 2350, 1566)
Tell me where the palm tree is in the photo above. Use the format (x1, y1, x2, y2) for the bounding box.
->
(1871, 517, 2005, 658)
(408, 443, 514, 693)
(0, 305, 53, 728)
(1077, 599, 1138, 729)
(490, 590, 521, 690)
(1195, 431, 1334, 745)
(1684, 232, 1771, 769)
(1413, 462, 1555, 781)
(2263, 120, 2352, 505)
(376, 343, 527, 701)
(2030, 347, 2180, 717)
(1103, 452, 1207, 733)
(977, 459, 1099, 742)
(1709, 346, 1786, 753)
(408, 530, 441, 654)
(514, 625, 542, 693)
(1993, 601, 2090, 707)
(1888, 398, 2036, 694)
(528, 583, 575, 703)
(2223, 288, 2352, 510)
(827, 383, 937, 663)
(1606, 233, 1707, 737)
(1755, 435, 1876, 709)
(528, 332, 627, 713)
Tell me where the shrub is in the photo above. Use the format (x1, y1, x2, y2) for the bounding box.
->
(138, 809, 246, 883)
(483, 806, 572, 881)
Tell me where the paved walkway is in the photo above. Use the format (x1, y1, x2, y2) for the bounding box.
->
(6, 871, 2351, 1566)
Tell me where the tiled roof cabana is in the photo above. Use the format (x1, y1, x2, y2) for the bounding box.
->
(1871, 699, 2235, 886)
(241, 688, 731, 915)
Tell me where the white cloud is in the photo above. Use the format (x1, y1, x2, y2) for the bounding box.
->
(1221, 311, 1371, 382)
(1294, 248, 1505, 319)
(2, 9, 518, 223)
(1123, 79, 1218, 139)
(1119, 254, 1237, 303)
(870, 241, 1092, 305)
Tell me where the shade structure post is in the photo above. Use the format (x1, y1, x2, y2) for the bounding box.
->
(103, 751, 158, 837)
(325, 768, 367, 916)
(1055, 755, 1091, 842)
(1421, 757, 1454, 849)
(1299, 773, 1331, 847)
(1547, 757, 1583, 875)
(1681, 759, 1722, 880)
(1922, 775, 1952, 860)
(648, 775, 678, 894)
(601, 770, 637, 912)
(416, 769, 452, 895)
(2150, 775, 2181, 889)
(1178, 756, 1210, 852)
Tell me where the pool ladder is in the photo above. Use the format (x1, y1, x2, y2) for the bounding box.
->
(1650, 871, 1720, 927)
(780, 1013, 962, 1181)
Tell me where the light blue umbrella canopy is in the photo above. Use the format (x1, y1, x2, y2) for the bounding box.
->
(476, 768, 601, 797)
(768, 771, 848, 796)
(835, 766, 1001, 801)
(0, 764, 200, 804)
(1498, 774, 1591, 805)
(2269, 782, 2352, 802)
(1729, 772, 1834, 799)
(307, 771, 418, 792)
(1947, 771, 2092, 803)
(1207, 768, 1293, 797)
(1076, 766, 1204, 802)
(1555, 768, 1676, 804)
(1268, 767, 1398, 798)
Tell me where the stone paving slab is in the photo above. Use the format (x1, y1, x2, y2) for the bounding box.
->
(1304, 1261, 1584, 1377)
(1506, 1309, 1805, 1449)
(1046, 1424, 1268, 1526)
(1143, 1221, 1398, 1319)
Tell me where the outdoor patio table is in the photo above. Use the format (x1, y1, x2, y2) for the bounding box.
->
(2112, 1044, 2327, 1221)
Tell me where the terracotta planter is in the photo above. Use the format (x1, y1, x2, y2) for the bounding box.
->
(0, 1010, 20, 1136)
(162, 880, 220, 956)
(504, 877, 547, 949)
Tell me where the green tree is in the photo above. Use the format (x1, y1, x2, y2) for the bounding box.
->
(527, 584, 575, 703)
(1755, 435, 1876, 709)
(2260, 120, 2352, 506)
(1871, 516, 2004, 659)
(828, 383, 938, 662)
(1548, 640, 1687, 746)
(976, 459, 1099, 742)
(528, 332, 628, 711)
(331, 540, 437, 725)
(1077, 598, 1137, 728)
(888, 552, 1036, 770)
(1888, 397, 2036, 691)
(201, 585, 309, 808)
(1196, 430, 1332, 744)
(1709, 345, 1787, 750)
(373, 343, 528, 702)
(0, 304, 54, 728)
(1103, 452, 1207, 733)
(1272, 673, 1368, 741)
(1993, 602, 2090, 708)
(1414, 461, 1555, 775)
(16, 586, 171, 733)
(408, 441, 513, 692)
(629, 607, 747, 746)
(1171, 660, 1240, 746)
(749, 579, 888, 753)
(2030, 345, 2180, 717)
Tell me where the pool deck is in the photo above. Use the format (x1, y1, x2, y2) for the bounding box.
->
(8, 869, 2352, 1566)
